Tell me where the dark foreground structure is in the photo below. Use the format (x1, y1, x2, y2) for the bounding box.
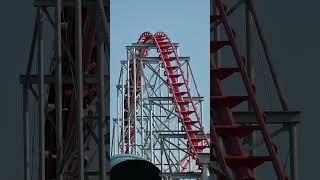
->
(110, 155, 161, 180)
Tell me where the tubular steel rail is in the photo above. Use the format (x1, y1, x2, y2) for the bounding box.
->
(210, 0, 288, 179)
(121, 32, 211, 167)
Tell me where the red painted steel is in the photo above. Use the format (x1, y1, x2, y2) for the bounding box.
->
(125, 32, 211, 162)
(210, 0, 288, 179)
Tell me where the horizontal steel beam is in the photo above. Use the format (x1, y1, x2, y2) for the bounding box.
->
(34, 0, 107, 7)
(233, 111, 300, 124)
(159, 133, 186, 138)
(147, 96, 204, 101)
(113, 116, 169, 122)
(144, 148, 188, 151)
(159, 133, 206, 139)
(20, 74, 110, 84)
(120, 56, 190, 64)
(139, 56, 190, 62)
(154, 130, 185, 133)
(116, 85, 155, 89)
(126, 43, 179, 49)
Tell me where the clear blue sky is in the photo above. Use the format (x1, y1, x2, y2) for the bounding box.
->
(110, 0, 210, 125)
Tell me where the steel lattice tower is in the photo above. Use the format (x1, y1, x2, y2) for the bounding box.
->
(112, 32, 209, 179)
(21, 0, 110, 179)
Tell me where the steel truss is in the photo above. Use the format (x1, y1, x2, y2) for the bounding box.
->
(112, 33, 208, 179)
(21, 0, 110, 180)
(210, 0, 300, 180)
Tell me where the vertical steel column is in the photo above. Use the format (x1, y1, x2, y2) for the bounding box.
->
(160, 139, 163, 172)
(289, 125, 299, 180)
(159, 61, 162, 130)
(23, 86, 30, 180)
(105, 16, 111, 180)
(126, 51, 131, 152)
(96, 3, 107, 178)
(55, 0, 63, 179)
(37, 9, 45, 180)
(140, 60, 144, 157)
(75, 0, 84, 179)
(199, 153, 210, 180)
(122, 64, 125, 153)
(133, 48, 137, 154)
(201, 99, 204, 128)
(150, 101, 154, 163)
(116, 85, 120, 154)
(96, 0, 109, 40)
(202, 164, 210, 180)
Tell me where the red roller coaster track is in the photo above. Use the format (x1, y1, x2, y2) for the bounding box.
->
(122, 32, 210, 163)
(210, 0, 288, 179)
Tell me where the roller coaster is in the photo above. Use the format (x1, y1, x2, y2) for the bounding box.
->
(20, 0, 300, 180)
(112, 32, 209, 177)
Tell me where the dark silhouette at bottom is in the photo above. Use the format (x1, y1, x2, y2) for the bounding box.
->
(111, 159, 161, 180)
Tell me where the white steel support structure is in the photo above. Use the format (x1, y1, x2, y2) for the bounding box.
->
(111, 42, 206, 179)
